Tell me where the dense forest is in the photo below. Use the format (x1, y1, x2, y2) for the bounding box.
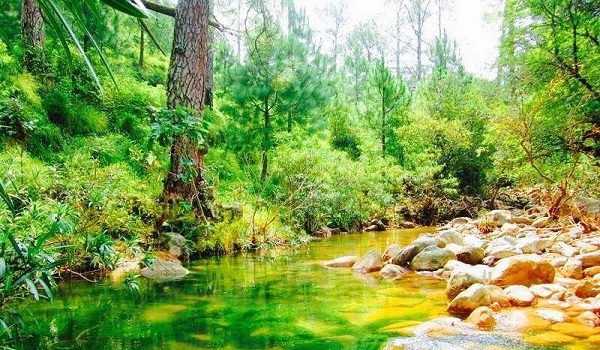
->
(1, 0, 599, 345)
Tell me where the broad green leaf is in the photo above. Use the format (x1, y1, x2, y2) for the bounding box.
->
(37, 277, 54, 300)
(0, 319, 11, 338)
(24, 278, 40, 301)
(0, 182, 15, 215)
(100, 0, 149, 18)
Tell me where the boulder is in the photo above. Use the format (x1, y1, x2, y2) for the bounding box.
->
(504, 285, 537, 306)
(411, 235, 446, 252)
(456, 246, 485, 265)
(500, 223, 520, 235)
(364, 219, 386, 232)
(445, 264, 491, 299)
(410, 246, 456, 271)
(489, 254, 555, 287)
(391, 244, 419, 267)
(576, 311, 600, 327)
(551, 242, 578, 258)
(529, 284, 568, 299)
(485, 236, 522, 260)
(164, 232, 187, 259)
(535, 309, 566, 323)
(481, 210, 513, 227)
(438, 229, 463, 245)
(141, 260, 189, 282)
(447, 283, 491, 315)
(382, 244, 402, 261)
(380, 264, 408, 279)
(461, 233, 485, 249)
(486, 285, 511, 307)
(560, 258, 583, 279)
(466, 306, 496, 329)
(515, 235, 551, 254)
(574, 280, 600, 298)
(580, 244, 600, 255)
(584, 266, 600, 278)
(578, 251, 600, 269)
(323, 256, 359, 268)
(352, 249, 384, 273)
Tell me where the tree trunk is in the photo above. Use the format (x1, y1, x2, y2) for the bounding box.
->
(161, 0, 214, 220)
(139, 25, 145, 68)
(21, 0, 45, 73)
(261, 96, 270, 182)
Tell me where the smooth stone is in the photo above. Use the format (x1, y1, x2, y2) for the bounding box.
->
(141, 260, 189, 282)
(352, 249, 384, 273)
(535, 309, 566, 323)
(391, 244, 419, 267)
(500, 223, 520, 235)
(411, 235, 446, 252)
(481, 210, 513, 227)
(466, 306, 496, 329)
(438, 229, 463, 245)
(575, 279, 600, 298)
(447, 283, 491, 315)
(529, 284, 568, 299)
(578, 251, 600, 269)
(486, 285, 511, 307)
(576, 310, 600, 327)
(445, 264, 491, 299)
(323, 255, 359, 268)
(560, 258, 583, 279)
(531, 216, 552, 228)
(489, 254, 555, 287)
(504, 285, 537, 306)
(580, 244, 600, 254)
(410, 246, 456, 271)
(585, 266, 600, 277)
(382, 244, 402, 261)
(461, 233, 485, 249)
(380, 264, 408, 279)
(551, 241, 578, 257)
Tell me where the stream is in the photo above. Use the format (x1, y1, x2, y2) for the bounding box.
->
(20, 228, 579, 349)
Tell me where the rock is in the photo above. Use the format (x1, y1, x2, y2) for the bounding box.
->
(481, 210, 513, 227)
(447, 283, 491, 315)
(443, 259, 469, 272)
(382, 244, 402, 261)
(513, 216, 533, 225)
(575, 279, 600, 298)
(364, 219, 386, 231)
(574, 196, 600, 214)
(466, 306, 496, 329)
(312, 227, 332, 238)
(486, 285, 511, 307)
(551, 242, 578, 257)
(444, 243, 484, 265)
(352, 249, 384, 273)
(515, 235, 550, 254)
(576, 311, 600, 327)
(489, 254, 555, 287)
(535, 309, 566, 323)
(411, 235, 446, 252)
(141, 259, 189, 282)
(584, 266, 600, 277)
(578, 251, 600, 269)
(580, 244, 600, 255)
(438, 229, 463, 245)
(380, 264, 408, 279)
(445, 264, 491, 299)
(529, 284, 568, 299)
(461, 233, 485, 249)
(399, 221, 417, 228)
(410, 246, 456, 271)
(500, 223, 520, 235)
(391, 244, 419, 267)
(560, 258, 583, 279)
(485, 236, 522, 260)
(531, 216, 552, 228)
(323, 255, 359, 268)
(504, 285, 537, 306)
(164, 232, 187, 258)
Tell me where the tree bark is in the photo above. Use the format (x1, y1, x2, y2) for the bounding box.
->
(21, 0, 45, 73)
(161, 0, 214, 220)
(261, 96, 270, 182)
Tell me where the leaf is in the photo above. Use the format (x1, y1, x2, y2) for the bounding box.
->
(139, 19, 167, 56)
(100, 0, 149, 18)
(0, 319, 12, 338)
(0, 257, 6, 277)
(36, 277, 54, 300)
(25, 278, 40, 301)
(0, 182, 15, 215)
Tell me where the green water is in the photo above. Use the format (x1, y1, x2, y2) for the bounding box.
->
(16, 229, 579, 349)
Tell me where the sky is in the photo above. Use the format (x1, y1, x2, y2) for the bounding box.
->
(294, 0, 502, 79)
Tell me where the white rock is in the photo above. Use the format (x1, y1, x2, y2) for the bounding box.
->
(504, 285, 537, 306)
(535, 309, 566, 323)
(551, 241, 578, 257)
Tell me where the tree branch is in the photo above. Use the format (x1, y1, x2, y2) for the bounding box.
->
(140, 0, 232, 33)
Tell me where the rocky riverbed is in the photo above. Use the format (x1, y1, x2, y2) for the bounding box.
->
(324, 209, 600, 349)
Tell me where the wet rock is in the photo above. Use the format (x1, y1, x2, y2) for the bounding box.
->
(164, 232, 187, 258)
(411, 235, 446, 252)
(466, 306, 496, 329)
(576, 310, 600, 327)
(352, 249, 384, 273)
(560, 258, 583, 279)
(531, 216, 552, 228)
(481, 210, 513, 227)
(323, 255, 359, 268)
(574, 279, 600, 298)
(584, 266, 600, 277)
(380, 264, 408, 280)
(578, 251, 600, 269)
(535, 309, 566, 323)
(141, 259, 189, 282)
(382, 244, 402, 261)
(489, 254, 555, 287)
(551, 241, 578, 257)
(410, 246, 456, 271)
(391, 244, 419, 267)
(486, 285, 511, 307)
(504, 285, 537, 306)
(445, 264, 491, 299)
(447, 283, 491, 315)
(529, 283, 568, 299)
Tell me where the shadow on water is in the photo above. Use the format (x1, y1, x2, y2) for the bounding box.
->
(20, 229, 571, 350)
